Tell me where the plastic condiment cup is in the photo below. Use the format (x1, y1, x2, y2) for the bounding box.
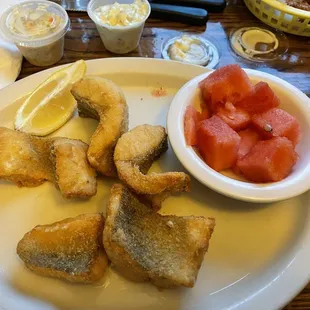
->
(87, 0, 151, 54)
(0, 0, 70, 67)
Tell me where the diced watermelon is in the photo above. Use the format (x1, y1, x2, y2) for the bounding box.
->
(252, 108, 301, 146)
(200, 87, 212, 110)
(237, 128, 261, 159)
(232, 128, 261, 174)
(199, 64, 253, 112)
(184, 105, 201, 146)
(236, 137, 297, 182)
(235, 81, 280, 115)
(200, 108, 210, 120)
(216, 102, 251, 131)
(197, 115, 241, 171)
(200, 101, 210, 120)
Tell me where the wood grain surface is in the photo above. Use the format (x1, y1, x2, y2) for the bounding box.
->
(18, 0, 310, 308)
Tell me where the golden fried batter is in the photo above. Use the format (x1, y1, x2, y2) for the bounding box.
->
(0, 127, 97, 199)
(0, 127, 52, 187)
(17, 213, 108, 283)
(104, 184, 215, 288)
(285, 0, 310, 11)
(71, 76, 129, 177)
(114, 124, 190, 209)
(50, 138, 97, 198)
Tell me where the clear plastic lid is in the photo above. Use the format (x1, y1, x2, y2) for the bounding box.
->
(230, 27, 289, 62)
(0, 0, 70, 47)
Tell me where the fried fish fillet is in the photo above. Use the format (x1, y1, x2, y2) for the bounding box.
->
(71, 76, 129, 177)
(17, 213, 108, 283)
(114, 124, 190, 209)
(286, 0, 310, 11)
(103, 184, 215, 288)
(0, 126, 52, 187)
(0, 127, 97, 198)
(50, 138, 97, 198)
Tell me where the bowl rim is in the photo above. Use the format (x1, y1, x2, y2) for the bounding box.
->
(167, 68, 310, 203)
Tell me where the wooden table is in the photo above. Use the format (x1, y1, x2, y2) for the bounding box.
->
(18, 0, 310, 308)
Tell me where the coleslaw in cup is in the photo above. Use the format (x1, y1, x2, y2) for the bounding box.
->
(87, 0, 151, 54)
(0, 0, 70, 66)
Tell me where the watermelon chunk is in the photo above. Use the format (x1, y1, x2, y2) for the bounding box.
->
(236, 137, 297, 182)
(237, 128, 261, 159)
(200, 100, 210, 121)
(197, 115, 241, 171)
(252, 108, 301, 146)
(235, 82, 280, 115)
(199, 64, 253, 112)
(184, 105, 200, 146)
(216, 102, 251, 131)
(201, 87, 212, 111)
(200, 108, 210, 120)
(232, 128, 261, 174)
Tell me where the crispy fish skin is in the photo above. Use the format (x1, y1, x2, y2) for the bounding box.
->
(114, 124, 190, 209)
(104, 184, 215, 288)
(0, 127, 97, 198)
(17, 213, 108, 284)
(71, 76, 129, 177)
(50, 138, 97, 199)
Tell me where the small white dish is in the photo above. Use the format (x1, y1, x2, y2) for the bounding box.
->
(0, 39, 22, 89)
(161, 34, 220, 69)
(167, 69, 310, 203)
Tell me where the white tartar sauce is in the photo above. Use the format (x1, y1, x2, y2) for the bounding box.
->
(168, 35, 211, 66)
(94, 0, 149, 27)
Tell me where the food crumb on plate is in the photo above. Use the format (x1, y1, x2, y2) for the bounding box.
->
(151, 86, 167, 97)
(166, 220, 174, 228)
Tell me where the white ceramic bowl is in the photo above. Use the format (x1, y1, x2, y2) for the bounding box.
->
(167, 69, 310, 203)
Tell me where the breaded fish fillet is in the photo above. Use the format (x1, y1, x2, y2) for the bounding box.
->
(103, 184, 215, 288)
(0, 127, 97, 198)
(71, 76, 129, 177)
(0, 126, 52, 187)
(50, 138, 97, 198)
(114, 124, 190, 209)
(17, 213, 108, 284)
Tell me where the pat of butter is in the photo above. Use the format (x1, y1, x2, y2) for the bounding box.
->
(168, 35, 210, 66)
(94, 0, 149, 27)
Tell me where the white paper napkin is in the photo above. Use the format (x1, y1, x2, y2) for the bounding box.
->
(0, 0, 23, 89)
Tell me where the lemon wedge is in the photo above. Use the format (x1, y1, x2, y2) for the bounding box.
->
(15, 60, 87, 136)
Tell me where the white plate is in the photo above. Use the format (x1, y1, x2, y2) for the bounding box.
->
(167, 69, 310, 203)
(0, 58, 309, 310)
